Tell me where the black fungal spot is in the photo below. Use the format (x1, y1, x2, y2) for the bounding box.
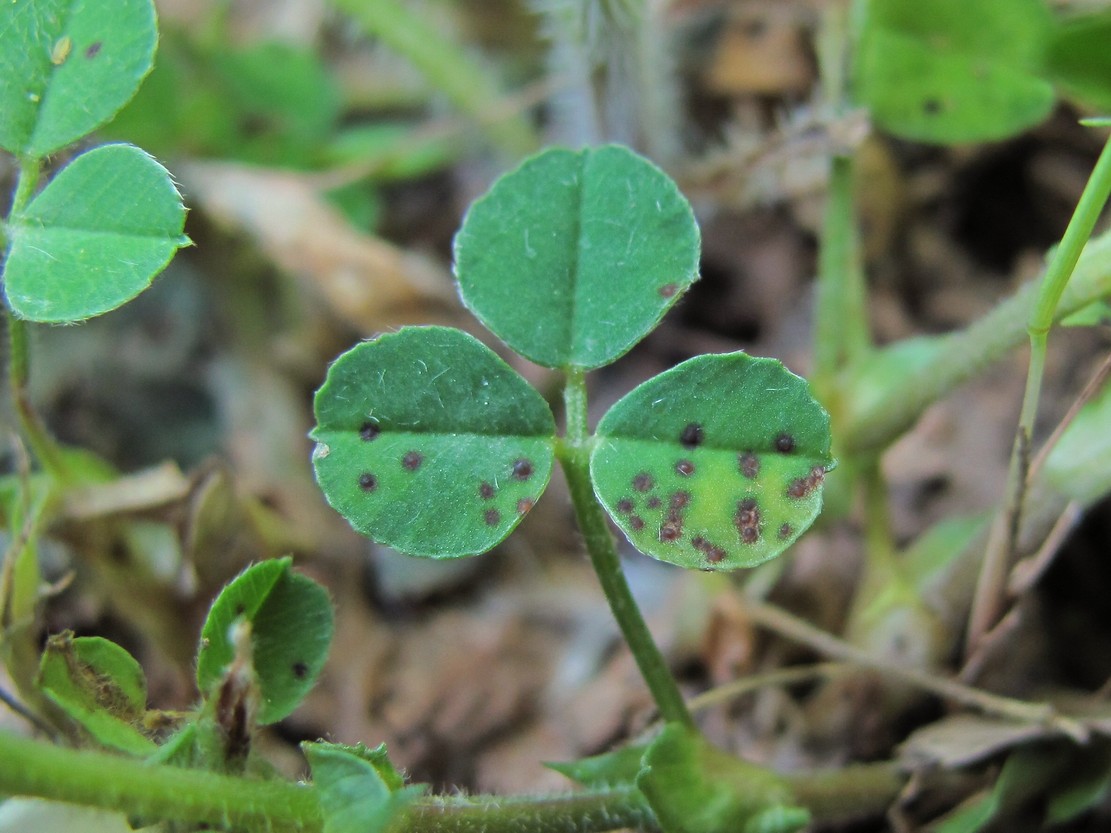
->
(633, 472, 654, 492)
(402, 451, 423, 471)
(359, 421, 381, 441)
(630, 516, 646, 531)
(512, 458, 534, 480)
(778, 523, 793, 540)
(616, 498, 635, 514)
(479, 482, 496, 500)
(517, 497, 534, 515)
(358, 472, 378, 492)
(675, 459, 695, 476)
(646, 496, 662, 510)
(484, 508, 501, 526)
(85, 41, 102, 58)
(658, 283, 678, 298)
(680, 423, 704, 449)
(739, 451, 760, 479)
(923, 97, 942, 115)
(292, 662, 308, 680)
(775, 432, 795, 453)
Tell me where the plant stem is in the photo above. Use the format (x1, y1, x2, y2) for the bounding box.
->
(841, 227, 1111, 454)
(407, 789, 653, 833)
(966, 133, 1111, 657)
(0, 730, 322, 832)
(329, 0, 537, 156)
(557, 367, 694, 729)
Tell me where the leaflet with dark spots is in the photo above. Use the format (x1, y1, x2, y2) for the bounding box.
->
(633, 472, 654, 492)
(692, 536, 727, 564)
(616, 498, 635, 514)
(775, 432, 795, 453)
(680, 423, 704, 448)
(516, 497, 534, 515)
(739, 451, 760, 479)
(675, 459, 695, 476)
(787, 466, 826, 499)
(402, 451, 424, 471)
(512, 458, 534, 480)
(479, 481, 496, 500)
(484, 508, 501, 526)
(359, 421, 381, 441)
(85, 41, 102, 59)
(358, 473, 378, 492)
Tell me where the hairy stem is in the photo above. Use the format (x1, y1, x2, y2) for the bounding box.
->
(966, 133, 1111, 657)
(557, 367, 694, 729)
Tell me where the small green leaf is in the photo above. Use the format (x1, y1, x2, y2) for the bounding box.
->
(38, 633, 155, 755)
(310, 327, 556, 558)
(546, 743, 649, 788)
(303, 742, 423, 833)
(3, 143, 189, 323)
(591, 353, 833, 570)
(0, 0, 157, 157)
(196, 558, 334, 725)
(1047, 12, 1111, 114)
(853, 0, 1055, 143)
(637, 724, 809, 833)
(454, 145, 700, 370)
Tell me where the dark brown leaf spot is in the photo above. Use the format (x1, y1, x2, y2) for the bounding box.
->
(630, 516, 646, 531)
(675, 459, 695, 476)
(512, 458, 534, 480)
(517, 497, 534, 515)
(734, 497, 761, 543)
(692, 536, 727, 564)
(778, 523, 793, 540)
(658, 283, 678, 298)
(659, 522, 682, 542)
(484, 508, 501, 526)
(402, 451, 423, 471)
(292, 662, 308, 680)
(646, 496, 662, 509)
(633, 472, 654, 492)
(479, 481, 496, 500)
(923, 97, 942, 115)
(775, 432, 795, 453)
(739, 451, 760, 479)
(670, 491, 691, 510)
(85, 41, 102, 59)
(740, 526, 760, 544)
(680, 423, 704, 449)
(616, 498, 635, 514)
(359, 421, 381, 441)
(358, 472, 378, 492)
(787, 465, 826, 499)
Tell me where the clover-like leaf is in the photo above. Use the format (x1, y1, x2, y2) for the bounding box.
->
(196, 558, 333, 726)
(853, 0, 1055, 144)
(303, 742, 423, 833)
(0, 0, 157, 157)
(3, 143, 189, 323)
(591, 353, 833, 570)
(311, 327, 556, 558)
(38, 633, 156, 756)
(453, 145, 700, 370)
